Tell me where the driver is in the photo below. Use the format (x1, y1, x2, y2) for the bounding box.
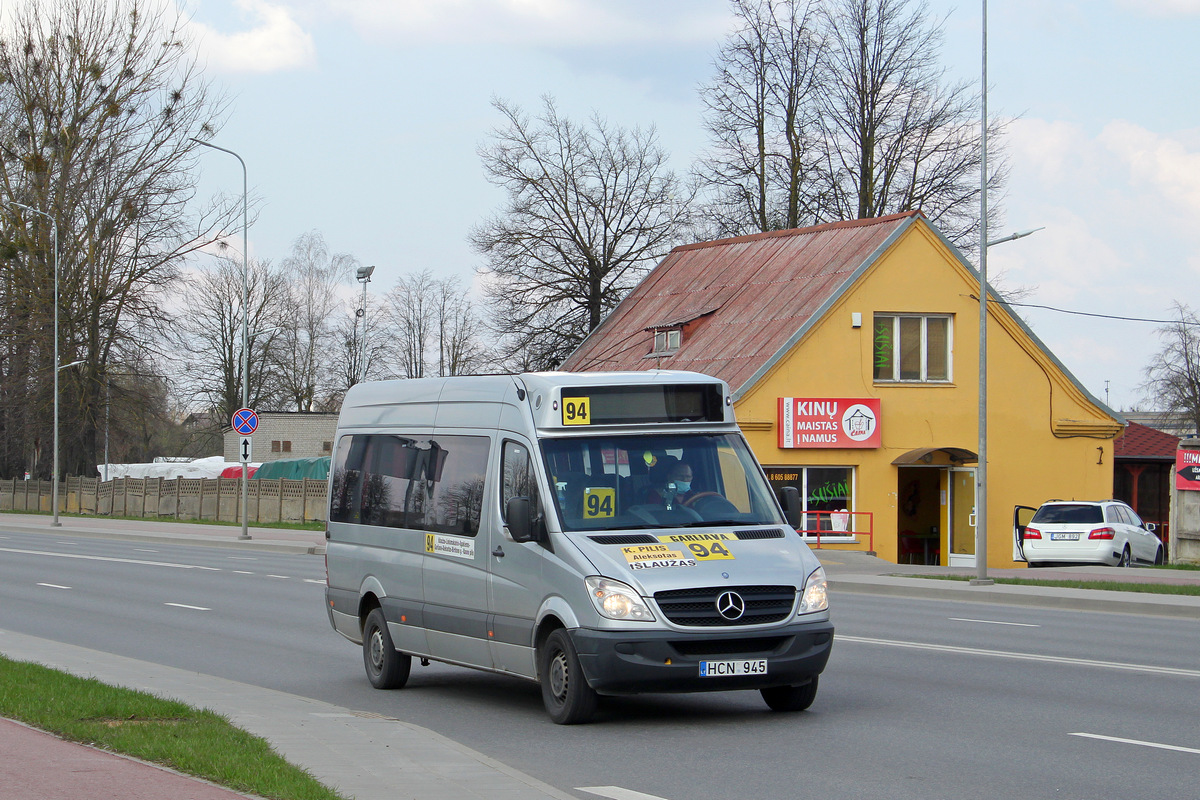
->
(654, 460, 695, 508)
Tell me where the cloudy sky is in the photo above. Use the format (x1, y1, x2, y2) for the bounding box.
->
(180, 0, 1199, 410)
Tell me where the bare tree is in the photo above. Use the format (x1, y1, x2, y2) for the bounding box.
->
(695, 0, 1005, 249)
(384, 270, 489, 378)
(472, 97, 695, 370)
(386, 270, 437, 379)
(277, 230, 355, 411)
(0, 0, 234, 477)
(695, 0, 825, 237)
(1142, 303, 1200, 434)
(816, 0, 1003, 247)
(169, 255, 289, 424)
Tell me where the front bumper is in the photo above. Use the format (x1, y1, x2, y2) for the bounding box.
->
(570, 620, 834, 695)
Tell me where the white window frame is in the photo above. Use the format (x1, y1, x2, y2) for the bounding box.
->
(873, 314, 953, 383)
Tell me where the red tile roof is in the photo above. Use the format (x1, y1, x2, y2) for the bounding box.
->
(561, 212, 921, 394)
(1114, 421, 1179, 460)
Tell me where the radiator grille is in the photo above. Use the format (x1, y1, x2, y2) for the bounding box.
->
(654, 585, 796, 627)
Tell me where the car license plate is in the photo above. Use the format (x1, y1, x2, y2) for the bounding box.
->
(1050, 533, 1080, 541)
(699, 659, 768, 677)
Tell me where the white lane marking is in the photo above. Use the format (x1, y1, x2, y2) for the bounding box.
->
(949, 618, 1040, 627)
(0, 546, 221, 571)
(133, 548, 158, 553)
(37, 583, 71, 590)
(233, 570, 255, 575)
(267, 574, 289, 579)
(838, 635, 1200, 679)
(165, 602, 210, 611)
(1070, 733, 1200, 755)
(304, 579, 327, 585)
(227, 556, 257, 561)
(578, 788, 671, 800)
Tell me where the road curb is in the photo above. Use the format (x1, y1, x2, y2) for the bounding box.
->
(0, 520, 325, 556)
(829, 574, 1200, 619)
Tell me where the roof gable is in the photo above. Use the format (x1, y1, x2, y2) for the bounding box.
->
(561, 212, 919, 393)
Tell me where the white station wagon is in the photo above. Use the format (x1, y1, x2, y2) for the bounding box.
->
(1017, 500, 1164, 568)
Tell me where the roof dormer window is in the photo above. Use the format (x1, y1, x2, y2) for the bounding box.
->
(653, 328, 681, 355)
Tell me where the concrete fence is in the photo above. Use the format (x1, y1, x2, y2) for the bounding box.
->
(0, 476, 328, 524)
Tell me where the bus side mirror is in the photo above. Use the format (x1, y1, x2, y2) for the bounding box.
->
(505, 497, 540, 543)
(780, 487, 802, 529)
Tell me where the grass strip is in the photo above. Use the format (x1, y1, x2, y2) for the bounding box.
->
(914, 574, 1200, 595)
(0, 656, 347, 800)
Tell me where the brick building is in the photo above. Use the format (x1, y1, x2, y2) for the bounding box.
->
(222, 412, 338, 463)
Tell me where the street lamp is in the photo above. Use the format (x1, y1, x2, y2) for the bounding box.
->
(191, 137, 252, 541)
(975, 6, 1043, 583)
(356, 265, 375, 383)
(11, 201, 63, 526)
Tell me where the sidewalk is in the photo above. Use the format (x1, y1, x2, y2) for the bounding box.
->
(2, 512, 1199, 800)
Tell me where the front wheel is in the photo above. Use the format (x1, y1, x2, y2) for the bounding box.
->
(363, 608, 411, 689)
(761, 677, 819, 712)
(539, 629, 597, 724)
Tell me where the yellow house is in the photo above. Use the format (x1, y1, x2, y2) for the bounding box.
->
(561, 212, 1123, 568)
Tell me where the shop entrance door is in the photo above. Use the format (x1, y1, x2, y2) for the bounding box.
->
(947, 467, 977, 567)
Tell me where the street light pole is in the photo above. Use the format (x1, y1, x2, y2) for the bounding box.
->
(975, 0, 991, 584)
(191, 137, 252, 541)
(13, 202, 62, 526)
(355, 265, 375, 383)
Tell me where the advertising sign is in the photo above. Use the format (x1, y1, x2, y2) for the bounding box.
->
(1176, 448, 1200, 491)
(778, 398, 881, 449)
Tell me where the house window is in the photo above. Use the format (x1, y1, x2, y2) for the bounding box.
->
(271, 440, 293, 453)
(763, 466, 856, 537)
(322, 440, 333, 453)
(272, 441, 281, 453)
(873, 314, 951, 382)
(652, 328, 681, 354)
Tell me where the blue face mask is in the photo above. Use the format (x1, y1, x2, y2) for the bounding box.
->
(673, 480, 691, 494)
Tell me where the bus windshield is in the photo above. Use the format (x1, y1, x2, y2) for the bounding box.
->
(540, 433, 785, 531)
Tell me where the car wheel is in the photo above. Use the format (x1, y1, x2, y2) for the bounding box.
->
(540, 629, 597, 725)
(1155, 547, 1164, 566)
(363, 608, 411, 689)
(1117, 546, 1131, 568)
(761, 677, 819, 712)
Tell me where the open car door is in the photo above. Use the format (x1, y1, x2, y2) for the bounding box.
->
(1013, 505, 1037, 562)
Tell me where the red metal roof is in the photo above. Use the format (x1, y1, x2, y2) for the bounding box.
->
(1114, 421, 1179, 460)
(561, 212, 922, 394)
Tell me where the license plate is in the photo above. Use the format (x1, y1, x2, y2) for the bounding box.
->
(699, 659, 768, 677)
(1050, 533, 1079, 541)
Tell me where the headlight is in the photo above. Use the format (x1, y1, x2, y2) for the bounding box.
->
(585, 576, 655, 622)
(797, 566, 828, 614)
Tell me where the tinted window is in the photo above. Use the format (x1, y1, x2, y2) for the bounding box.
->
(330, 433, 489, 536)
(1031, 504, 1103, 524)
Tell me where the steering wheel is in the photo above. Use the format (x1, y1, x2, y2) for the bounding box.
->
(682, 491, 723, 507)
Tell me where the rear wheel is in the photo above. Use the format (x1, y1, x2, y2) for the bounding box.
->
(1117, 546, 1131, 568)
(761, 677, 819, 712)
(539, 629, 597, 724)
(363, 608, 411, 689)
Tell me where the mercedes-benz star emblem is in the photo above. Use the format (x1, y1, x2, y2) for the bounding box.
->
(715, 591, 746, 620)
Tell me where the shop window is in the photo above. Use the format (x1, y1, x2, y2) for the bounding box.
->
(652, 328, 681, 355)
(763, 466, 855, 538)
(873, 314, 951, 383)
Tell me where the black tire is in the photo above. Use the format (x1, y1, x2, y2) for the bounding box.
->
(539, 629, 597, 724)
(761, 676, 819, 712)
(1155, 547, 1165, 566)
(1117, 547, 1131, 568)
(363, 608, 411, 689)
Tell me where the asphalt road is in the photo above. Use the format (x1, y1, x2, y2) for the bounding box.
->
(2, 527, 1197, 800)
